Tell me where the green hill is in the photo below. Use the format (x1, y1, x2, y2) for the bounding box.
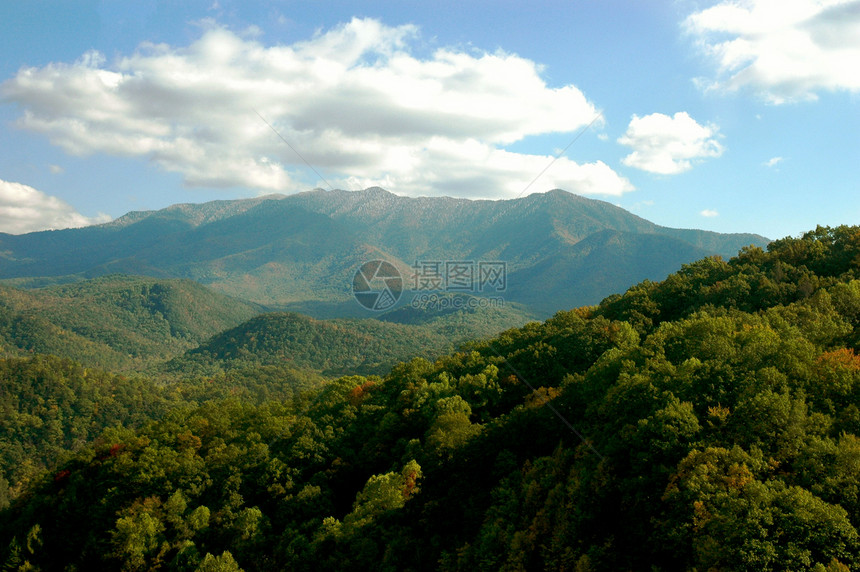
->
(165, 298, 536, 377)
(5, 225, 860, 571)
(0, 276, 260, 370)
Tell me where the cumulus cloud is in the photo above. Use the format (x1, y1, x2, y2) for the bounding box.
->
(617, 112, 723, 175)
(0, 179, 111, 234)
(686, 0, 860, 103)
(0, 18, 632, 198)
(700, 209, 719, 217)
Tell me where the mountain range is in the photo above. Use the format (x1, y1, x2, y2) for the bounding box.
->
(0, 188, 769, 317)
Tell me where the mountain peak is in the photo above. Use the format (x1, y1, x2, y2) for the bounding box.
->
(0, 188, 769, 317)
(362, 186, 398, 196)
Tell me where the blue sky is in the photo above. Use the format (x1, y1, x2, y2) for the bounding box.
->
(0, 1, 858, 240)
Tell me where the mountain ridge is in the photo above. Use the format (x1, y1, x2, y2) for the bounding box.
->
(0, 275, 261, 370)
(0, 188, 769, 317)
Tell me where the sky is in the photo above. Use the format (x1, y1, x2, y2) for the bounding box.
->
(0, 0, 858, 240)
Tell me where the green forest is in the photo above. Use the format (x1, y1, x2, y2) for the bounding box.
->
(0, 276, 261, 371)
(5, 225, 860, 570)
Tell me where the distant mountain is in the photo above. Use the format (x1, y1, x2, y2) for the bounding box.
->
(506, 229, 713, 314)
(0, 188, 769, 317)
(0, 275, 260, 370)
(287, 188, 762, 261)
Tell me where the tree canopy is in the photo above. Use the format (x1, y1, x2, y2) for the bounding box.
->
(4, 225, 860, 570)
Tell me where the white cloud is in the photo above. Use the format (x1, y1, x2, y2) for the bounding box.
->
(700, 209, 719, 217)
(617, 112, 723, 175)
(764, 156, 783, 167)
(0, 18, 631, 199)
(686, 0, 860, 103)
(48, 164, 64, 174)
(0, 179, 111, 234)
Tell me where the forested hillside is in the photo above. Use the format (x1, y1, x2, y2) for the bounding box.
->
(0, 276, 260, 370)
(4, 225, 860, 570)
(164, 301, 535, 377)
(0, 355, 325, 513)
